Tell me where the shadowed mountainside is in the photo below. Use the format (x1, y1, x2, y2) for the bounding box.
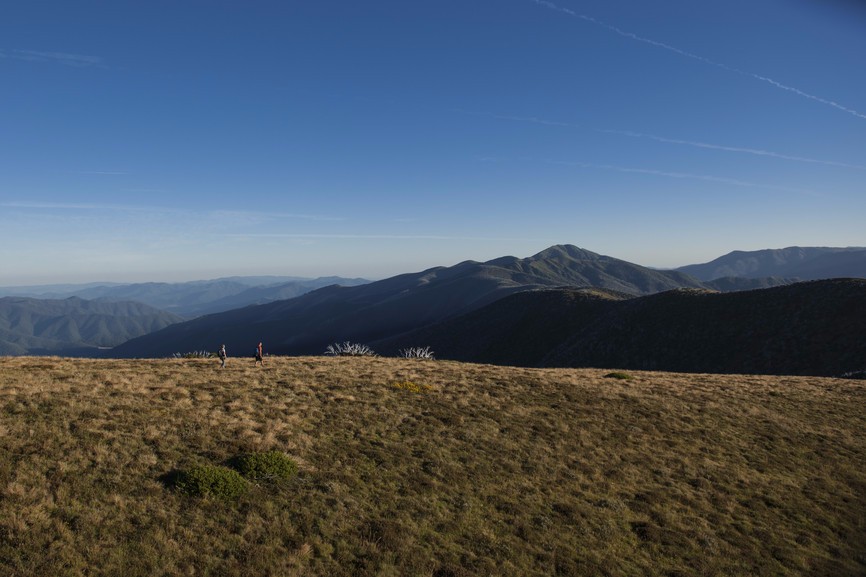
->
(375, 279, 866, 377)
(0, 296, 183, 355)
(677, 246, 866, 281)
(111, 245, 707, 358)
(702, 276, 796, 291)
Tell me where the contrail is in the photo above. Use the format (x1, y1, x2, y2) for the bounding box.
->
(549, 159, 820, 195)
(530, 0, 866, 121)
(478, 111, 865, 170)
(596, 128, 866, 171)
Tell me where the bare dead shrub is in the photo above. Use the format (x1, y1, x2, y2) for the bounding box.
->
(324, 341, 377, 357)
(398, 346, 435, 360)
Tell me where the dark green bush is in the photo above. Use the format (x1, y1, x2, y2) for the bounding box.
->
(604, 372, 634, 380)
(173, 464, 249, 500)
(234, 450, 298, 482)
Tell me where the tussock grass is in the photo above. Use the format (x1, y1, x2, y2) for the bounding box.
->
(0, 356, 864, 576)
(390, 380, 432, 393)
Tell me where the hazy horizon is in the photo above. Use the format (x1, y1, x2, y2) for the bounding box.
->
(0, 242, 717, 286)
(2, 0, 864, 285)
(3, 242, 866, 288)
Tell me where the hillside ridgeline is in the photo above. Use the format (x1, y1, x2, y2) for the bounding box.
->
(109, 245, 709, 358)
(677, 246, 866, 281)
(0, 296, 183, 356)
(375, 279, 866, 376)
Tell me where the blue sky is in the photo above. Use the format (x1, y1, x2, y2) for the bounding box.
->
(2, 0, 865, 284)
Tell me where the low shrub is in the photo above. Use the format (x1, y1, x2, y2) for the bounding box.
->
(233, 451, 298, 482)
(604, 372, 634, 380)
(398, 346, 435, 360)
(324, 341, 377, 357)
(172, 464, 248, 500)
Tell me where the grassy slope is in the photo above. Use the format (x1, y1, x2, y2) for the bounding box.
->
(0, 356, 864, 576)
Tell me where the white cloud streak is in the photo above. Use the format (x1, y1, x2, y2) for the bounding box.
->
(530, 0, 866, 121)
(0, 201, 174, 212)
(2, 49, 104, 67)
(208, 210, 346, 222)
(0, 203, 345, 222)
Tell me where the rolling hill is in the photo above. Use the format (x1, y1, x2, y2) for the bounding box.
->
(0, 296, 184, 355)
(374, 279, 866, 377)
(110, 245, 708, 358)
(677, 246, 866, 281)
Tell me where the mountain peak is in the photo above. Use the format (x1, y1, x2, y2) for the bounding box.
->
(529, 245, 602, 262)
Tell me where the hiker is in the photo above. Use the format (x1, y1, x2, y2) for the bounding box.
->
(218, 344, 227, 368)
(255, 341, 264, 366)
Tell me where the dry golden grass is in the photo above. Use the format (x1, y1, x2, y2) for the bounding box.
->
(0, 356, 864, 576)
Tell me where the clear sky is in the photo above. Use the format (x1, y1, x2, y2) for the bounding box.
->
(2, 0, 865, 284)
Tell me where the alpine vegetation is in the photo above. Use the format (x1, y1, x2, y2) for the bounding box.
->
(1, 356, 864, 576)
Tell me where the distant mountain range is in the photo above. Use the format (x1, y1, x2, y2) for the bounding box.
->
(373, 279, 866, 376)
(110, 245, 713, 358)
(0, 297, 183, 356)
(0, 276, 369, 317)
(677, 246, 866, 281)
(107, 244, 830, 361)
(6, 244, 865, 369)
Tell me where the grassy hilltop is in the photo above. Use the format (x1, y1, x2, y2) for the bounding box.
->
(0, 356, 864, 576)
